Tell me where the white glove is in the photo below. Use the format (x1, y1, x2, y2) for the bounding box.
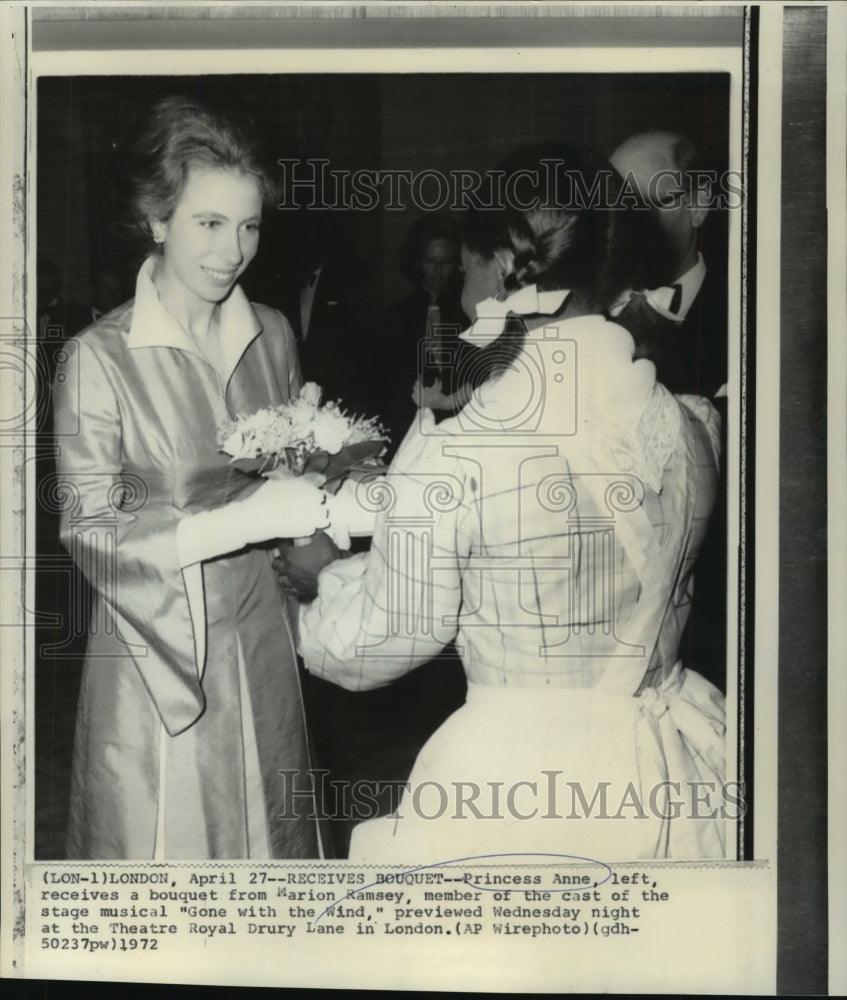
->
(177, 476, 330, 567)
(323, 478, 379, 550)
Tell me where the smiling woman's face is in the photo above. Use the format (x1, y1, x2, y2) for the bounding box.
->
(152, 166, 262, 310)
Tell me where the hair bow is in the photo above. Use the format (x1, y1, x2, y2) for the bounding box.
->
(459, 285, 570, 348)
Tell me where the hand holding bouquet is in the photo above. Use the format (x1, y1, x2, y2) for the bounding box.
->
(218, 383, 388, 546)
(219, 382, 387, 482)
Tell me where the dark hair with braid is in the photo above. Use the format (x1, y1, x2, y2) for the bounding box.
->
(499, 143, 633, 304)
(463, 143, 646, 379)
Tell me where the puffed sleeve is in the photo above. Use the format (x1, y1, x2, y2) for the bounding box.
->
(299, 411, 475, 690)
(677, 393, 722, 471)
(53, 339, 205, 735)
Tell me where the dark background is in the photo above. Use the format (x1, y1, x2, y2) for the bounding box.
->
(38, 72, 730, 314)
(35, 70, 732, 862)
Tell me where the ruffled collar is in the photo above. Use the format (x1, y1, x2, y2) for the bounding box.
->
(473, 314, 680, 492)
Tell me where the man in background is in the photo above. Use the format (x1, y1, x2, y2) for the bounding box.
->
(278, 214, 375, 417)
(611, 130, 727, 398)
(611, 131, 728, 694)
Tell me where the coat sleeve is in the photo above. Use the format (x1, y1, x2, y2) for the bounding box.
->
(53, 338, 205, 735)
(254, 303, 302, 400)
(299, 412, 475, 690)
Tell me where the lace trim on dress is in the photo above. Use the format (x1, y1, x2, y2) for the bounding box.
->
(634, 383, 682, 493)
(596, 383, 680, 495)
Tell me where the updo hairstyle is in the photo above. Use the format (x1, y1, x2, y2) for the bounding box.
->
(496, 143, 634, 311)
(463, 144, 642, 378)
(122, 96, 277, 256)
(500, 144, 689, 362)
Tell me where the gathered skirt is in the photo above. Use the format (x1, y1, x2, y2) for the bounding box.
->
(349, 663, 727, 864)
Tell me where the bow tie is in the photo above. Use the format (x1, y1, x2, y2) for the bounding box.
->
(609, 282, 687, 323)
(300, 270, 318, 291)
(609, 254, 707, 324)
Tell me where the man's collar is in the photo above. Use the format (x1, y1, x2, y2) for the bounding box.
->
(674, 252, 707, 317)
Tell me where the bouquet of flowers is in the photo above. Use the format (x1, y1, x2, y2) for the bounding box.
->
(218, 382, 388, 487)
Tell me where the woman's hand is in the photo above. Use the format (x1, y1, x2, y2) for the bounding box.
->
(273, 530, 341, 602)
(412, 376, 450, 411)
(177, 474, 330, 568)
(238, 475, 330, 543)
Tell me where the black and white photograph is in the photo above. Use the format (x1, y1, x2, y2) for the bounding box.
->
(1, 2, 842, 994)
(33, 68, 735, 866)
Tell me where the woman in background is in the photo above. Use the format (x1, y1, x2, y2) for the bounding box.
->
(375, 214, 473, 455)
(55, 97, 329, 859)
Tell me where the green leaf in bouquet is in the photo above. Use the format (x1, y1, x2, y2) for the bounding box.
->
(302, 439, 387, 484)
(231, 454, 283, 477)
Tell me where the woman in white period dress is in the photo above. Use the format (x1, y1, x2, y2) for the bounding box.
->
(282, 145, 727, 863)
(55, 97, 331, 859)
